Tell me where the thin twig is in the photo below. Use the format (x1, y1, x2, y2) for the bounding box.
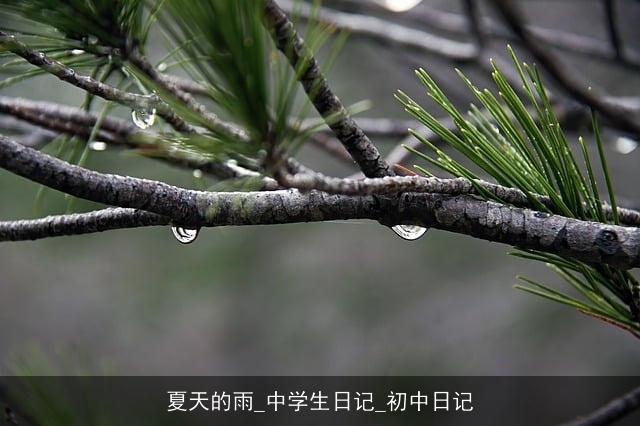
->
(277, 0, 477, 61)
(282, 0, 640, 69)
(413, 1, 640, 68)
(462, 0, 485, 50)
(0, 208, 169, 241)
(155, 73, 210, 97)
(263, 0, 394, 178)
(0, 115, 57, 146)
(559, 384, 640, 426)
(603, 0, 623, 60)
(0, 97, 276, 186)
(0, 96, 136, 144)
(0, 31, 194, 133)
(126, 52, 250, 143)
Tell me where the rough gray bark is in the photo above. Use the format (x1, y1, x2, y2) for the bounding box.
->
(2, 134, 639, 270)
(264, 0, 394, 178)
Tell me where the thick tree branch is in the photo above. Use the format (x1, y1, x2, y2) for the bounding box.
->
(278, 160, 640, 226)
(2, 134, 640, 270)
(263, 0, 394, 178)
(559, 384, 640, 426)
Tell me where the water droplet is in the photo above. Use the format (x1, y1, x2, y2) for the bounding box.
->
(131, 107, 156, 129)
(391, 225, 428, 240)
(375, 0, 423, 12)
(157, 62, 168, 72)
(615, 136, 638, 155)
(192, 169, 203, 178)
(171, 226, 199, 244)
(89, 141, 107, 151)
(70, 49, 85, 56)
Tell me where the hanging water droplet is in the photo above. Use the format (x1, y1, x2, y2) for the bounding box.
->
(374, 0, 423, 12)
(615, 136, 638, 155)
(131, 107, 156, 129)
(192, 169, 203, 179)
(171, 226, 199, 244)
(157, 62, 168, 72)
(391, 224, 428, 241)
(89, 141, 107, 151)
(70, 49, 85, 56)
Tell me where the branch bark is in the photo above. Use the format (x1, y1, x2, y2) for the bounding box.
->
(559, 384, 640, 426)
(263, 0, 394, 178)
(2, 134, 640, 270)
(0, 31, 193, 133)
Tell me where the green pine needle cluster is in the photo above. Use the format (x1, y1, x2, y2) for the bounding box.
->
(396, 46, 640, 336)
(1, 0, 340, 168)
(154, 0, 340, 157)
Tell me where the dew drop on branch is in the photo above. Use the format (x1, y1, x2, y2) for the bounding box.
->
(391, 225, 428, 240)
(131, 107, 156, 129)
(171, 226, 200, 244)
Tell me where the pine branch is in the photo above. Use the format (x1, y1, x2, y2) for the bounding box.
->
(0, 31, 193, 133)
(0, 96, 136, 145)
(0, 97, 276, 185)
(0, 208, 168, 241)
(277, 164, 640, 227)
(277, 0, 478, 61)
(559, 384, 640, 426)
(263, 0, 394, 178)
(2, 134, 640, 270)
(283, 0, 640, 69)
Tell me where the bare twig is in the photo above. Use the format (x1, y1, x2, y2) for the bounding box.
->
(559, 384, 640, 426)
(155, 73, 210, 97)
(0, 96, 136, 145)
(0, 116, 57, 146)
(277, 0, 477, 61)
(462, 0, 485, 50)
(0, 97, 277, 186)
(603, 0, 623, 60)
(283, 0, 640, 69)
(0, 208, 169, 241)
(0, 31, 194, 133)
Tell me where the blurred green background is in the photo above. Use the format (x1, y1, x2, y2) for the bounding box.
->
(1, 0, 640, 376)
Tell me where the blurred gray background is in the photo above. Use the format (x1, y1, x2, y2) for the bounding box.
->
(1, 0, 640, 376)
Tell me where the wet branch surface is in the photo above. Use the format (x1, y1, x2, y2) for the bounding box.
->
(2, 134, 639, 270)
